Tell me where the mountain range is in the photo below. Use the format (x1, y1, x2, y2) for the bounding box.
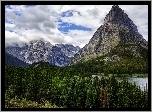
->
(5, 5, 148, 68)
(5, 40, 80, 66)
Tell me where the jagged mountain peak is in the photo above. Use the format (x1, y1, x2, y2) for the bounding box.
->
(103, 5, 140, 37)
(70, 5, 148, 65)
(29, 39, 52, 45)
(104, 5, 126, 21)
(111, 5, 122, 11)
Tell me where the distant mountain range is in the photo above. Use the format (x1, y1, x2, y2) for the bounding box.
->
(5, 40, 80, 66)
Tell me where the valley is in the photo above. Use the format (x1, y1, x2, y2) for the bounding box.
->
(5, 5, 149, 109)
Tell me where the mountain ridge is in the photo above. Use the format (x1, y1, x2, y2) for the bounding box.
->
(5, 40, 80, 66)
(5, 51, 29, 67)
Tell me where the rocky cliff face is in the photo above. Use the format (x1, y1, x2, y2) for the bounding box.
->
(70, 5, 148, 64)
(55, 44, 80, 57)
(5, 40, 80, 66)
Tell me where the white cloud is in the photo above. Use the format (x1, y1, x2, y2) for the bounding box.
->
(67, 30, 93, 43)
(5, 30, 27, 47)
(5, 23, 16, 30)
(5, 5, 148, 48)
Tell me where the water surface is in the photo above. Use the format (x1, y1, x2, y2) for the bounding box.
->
(92, 75, 148, 91)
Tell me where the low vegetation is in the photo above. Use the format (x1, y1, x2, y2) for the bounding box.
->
(5, 97, 60, 108)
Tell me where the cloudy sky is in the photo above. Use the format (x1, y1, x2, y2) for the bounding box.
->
(5, 5, 148, 48)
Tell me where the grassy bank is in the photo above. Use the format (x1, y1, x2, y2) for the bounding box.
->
(5, 97, 61, 108)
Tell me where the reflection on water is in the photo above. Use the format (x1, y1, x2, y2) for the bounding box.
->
(92, 75, 148, 91)
(127, 77, 148, 91)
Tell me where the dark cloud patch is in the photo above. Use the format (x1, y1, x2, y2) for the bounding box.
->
(61, 10, 81, 17)
(87, 7, 100, 18)
(43, 19, 56, 29)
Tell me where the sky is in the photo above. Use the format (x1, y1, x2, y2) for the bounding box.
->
(5, 5, 148, 48)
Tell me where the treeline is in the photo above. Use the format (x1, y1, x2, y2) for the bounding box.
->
(5, 65, 148, 108)
(69, 54, 148, 75)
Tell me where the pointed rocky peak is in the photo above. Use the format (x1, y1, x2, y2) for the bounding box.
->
(103, 5, 141, 37)
(104, 5, 127, 24)
(111, 5, 122, 11)
(70, 5, 148, 65)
